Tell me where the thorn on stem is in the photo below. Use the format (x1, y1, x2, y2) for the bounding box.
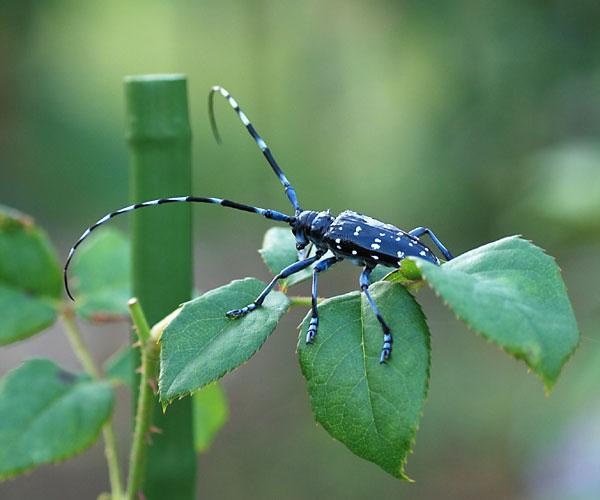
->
(147, 378, 158, 393)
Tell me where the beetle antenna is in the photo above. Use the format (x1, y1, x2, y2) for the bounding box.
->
(64, 196, 293, 301)
(209, 86, 302, 215)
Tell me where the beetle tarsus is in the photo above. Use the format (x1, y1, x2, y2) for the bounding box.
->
(306, 317, 319, 343)
(226, 303, 257, 319)
(379, 332, 393, 363)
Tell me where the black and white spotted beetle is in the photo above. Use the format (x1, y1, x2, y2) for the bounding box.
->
(64, 86, 454, 363)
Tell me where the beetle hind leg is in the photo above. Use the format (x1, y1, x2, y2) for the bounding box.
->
(408, 226, 454, 261)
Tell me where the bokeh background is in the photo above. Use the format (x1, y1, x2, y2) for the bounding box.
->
(1, 1, 600, 499)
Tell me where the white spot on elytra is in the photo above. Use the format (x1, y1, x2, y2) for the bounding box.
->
(371, 243, 381, 250)
(371, 255, 379, 260)
(379, 233, 385, 237)
(395, 237, 401, 241)
(335, 238, 341, 244)
(352, 250, 357, 255)
(397, 251, 405, 258)
(408, 242, 414, 247)
(336, 245, 342, 250)
(374, 238, 381, 243)
(356, 226, 362, 232)
(353, 232, 359, 236)
(419, 250, 427, 256)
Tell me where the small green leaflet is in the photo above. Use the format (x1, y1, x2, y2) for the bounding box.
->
(416, 236, 579, 390)
(69, 228, 131, 322)
(298, 282, 430, 480)
(0, 359, 114, 480)
(258, 227, 313, 289)
(193, 383, 229, 453)
(159, 278, 289, 403)
(0, 206, 62, 344)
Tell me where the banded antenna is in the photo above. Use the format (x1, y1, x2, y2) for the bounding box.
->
(63, 196, 294, 300)
(209, 86, 302, 214)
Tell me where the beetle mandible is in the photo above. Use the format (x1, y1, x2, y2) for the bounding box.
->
(64, 86, 454, 363)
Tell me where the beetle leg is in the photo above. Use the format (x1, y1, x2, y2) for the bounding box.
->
(359, 267, 393, 363)
(408, 227, 454, 261)
(306, 256, 341, 343)
(226, 251, 324, 319)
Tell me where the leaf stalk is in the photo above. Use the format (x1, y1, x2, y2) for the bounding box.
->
(61, 308, 124, 499)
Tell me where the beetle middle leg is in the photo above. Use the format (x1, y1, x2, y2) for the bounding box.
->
(306, 256, 341, 344)
(359, 266, 393, 363)
(226, 251, 324, 319)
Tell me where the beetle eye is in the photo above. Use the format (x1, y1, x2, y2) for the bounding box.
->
(296, 242, 306, 251)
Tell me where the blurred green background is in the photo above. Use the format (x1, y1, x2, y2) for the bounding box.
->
(1, 1, 599, 499)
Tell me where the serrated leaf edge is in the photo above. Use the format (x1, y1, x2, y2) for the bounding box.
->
(415, 236, 580, 392)
(0, 364, 114, 481)
(296, 282, 431, 481)
(158, 279, 291, 404)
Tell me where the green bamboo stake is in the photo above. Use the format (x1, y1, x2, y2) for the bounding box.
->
(124, 75, 196, 499)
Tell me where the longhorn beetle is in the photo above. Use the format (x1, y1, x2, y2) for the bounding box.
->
(64, 86, 454, 363)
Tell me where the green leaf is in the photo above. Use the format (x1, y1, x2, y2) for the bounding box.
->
(0, 206, 62, 344)
(368, 265, 396, 283)
(159, 278, 289, 402)
(416, 236, 579, 390)
(70, 229, 131, 322)
(193, 383, 229, 453)
(0, 359, 114, 480)
(298, 282, 430, 480)
(0, 285, 57, 346)
(104, 345, 135, 386)
(258, 227, 313, 289)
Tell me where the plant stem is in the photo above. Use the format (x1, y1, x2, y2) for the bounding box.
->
(61, 309, 124, 499)
(289, 295, 322, 308)
(126, 299, 159, 500)
(125, 74, 196, 499)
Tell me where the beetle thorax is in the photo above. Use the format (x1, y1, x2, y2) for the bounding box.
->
(293, 210, 334, 247)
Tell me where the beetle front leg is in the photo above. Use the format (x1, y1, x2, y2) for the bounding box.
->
(306, 256, 340, 343)
(226, 252, 323, 319)
(359, 267, 393, 363)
